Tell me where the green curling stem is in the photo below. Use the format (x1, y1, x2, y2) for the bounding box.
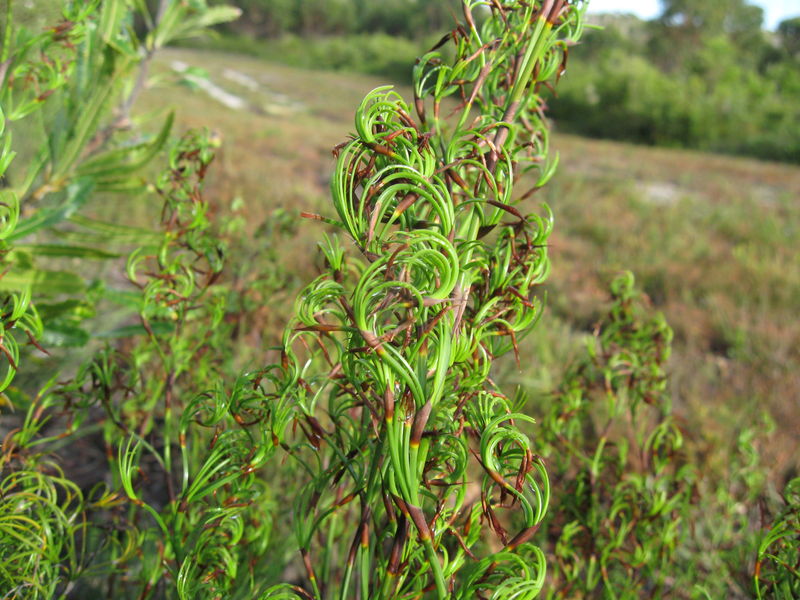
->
(265, 2, 587, 597)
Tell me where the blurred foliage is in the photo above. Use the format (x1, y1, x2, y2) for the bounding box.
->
(536, 272, 689, 596)
(778, 16, 800, 56)
(216, 0, 463, 39)
(526, 273, 796, 598)
(203, 32, 424, 81)
(755, 477, 800, 598)
(195, 0, 467, 82)
(549, 3, 800, 162)
(199, 0, 800, 163)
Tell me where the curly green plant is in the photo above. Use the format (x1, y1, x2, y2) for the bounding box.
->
(249, 2, 588, 598)
(3, 1, 593, 598)
(0, 2, 239, 597)
(11, 128, 286, 600)
(755, 477, 800, 599)
(529, 273, 797, 598)
(533, 272, 695, 597)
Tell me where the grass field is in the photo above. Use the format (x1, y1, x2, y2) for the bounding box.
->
(139, 48, 800, 484)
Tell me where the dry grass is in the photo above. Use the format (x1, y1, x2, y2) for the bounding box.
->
(140, 48, 800, 483)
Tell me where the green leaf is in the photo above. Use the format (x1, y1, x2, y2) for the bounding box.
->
(0, 269, 85, 294)
(96, 321, 175, 339)
(153, 5, 241, 48)
(65, 215, 161, 244)
(41, 322, 91, 348)
(36, 299, 95, 321)
(9, 178, 94, 242)
(98, 0, 126, 45)
(101, 287, 142, 309)
(76, 112, 175, 180)
(190, 6, 243, 30)
(51, 83, 117, 181)
(0, 189, 20, 241)
(15, 244, 121, 260)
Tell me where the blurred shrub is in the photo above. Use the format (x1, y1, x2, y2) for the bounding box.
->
(755, 477, 800, 598)
(196, 2, 800, 163)
(191, 33, 422, 81)
(530, 273, 793, 597)
(549, 19, 800, 163)
(215, 0, 462, 39)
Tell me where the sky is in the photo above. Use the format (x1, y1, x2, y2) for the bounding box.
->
(587, 0, 799, 30)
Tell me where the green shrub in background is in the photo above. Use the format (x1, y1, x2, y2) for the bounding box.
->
(756, 478, 800, 598)
(529, 273, 800, 598)
(201, 32, 424, 82)
(214, 0, 463, 39)
(549, 46, 800, 162)
(548, 6, 800, 163)
(202, 0, 800, 163)
(197, 0, 466, 82)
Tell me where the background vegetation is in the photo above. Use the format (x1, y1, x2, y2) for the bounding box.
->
(0, 0, 798, 599)
(550, 1, 800, 162)
(199, 0, 800, 163)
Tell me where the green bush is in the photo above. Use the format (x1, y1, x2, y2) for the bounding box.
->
(215, 0, 463, 40)
(548, 15, 800, 163)
(185, 32, 426, 82)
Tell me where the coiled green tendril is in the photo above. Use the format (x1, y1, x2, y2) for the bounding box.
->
(257, 2, 587, 598)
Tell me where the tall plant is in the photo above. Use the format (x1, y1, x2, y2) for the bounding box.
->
(534, 272, 693, 596)
(256, 1, 588, 597)
(0, 2, 238, 597)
